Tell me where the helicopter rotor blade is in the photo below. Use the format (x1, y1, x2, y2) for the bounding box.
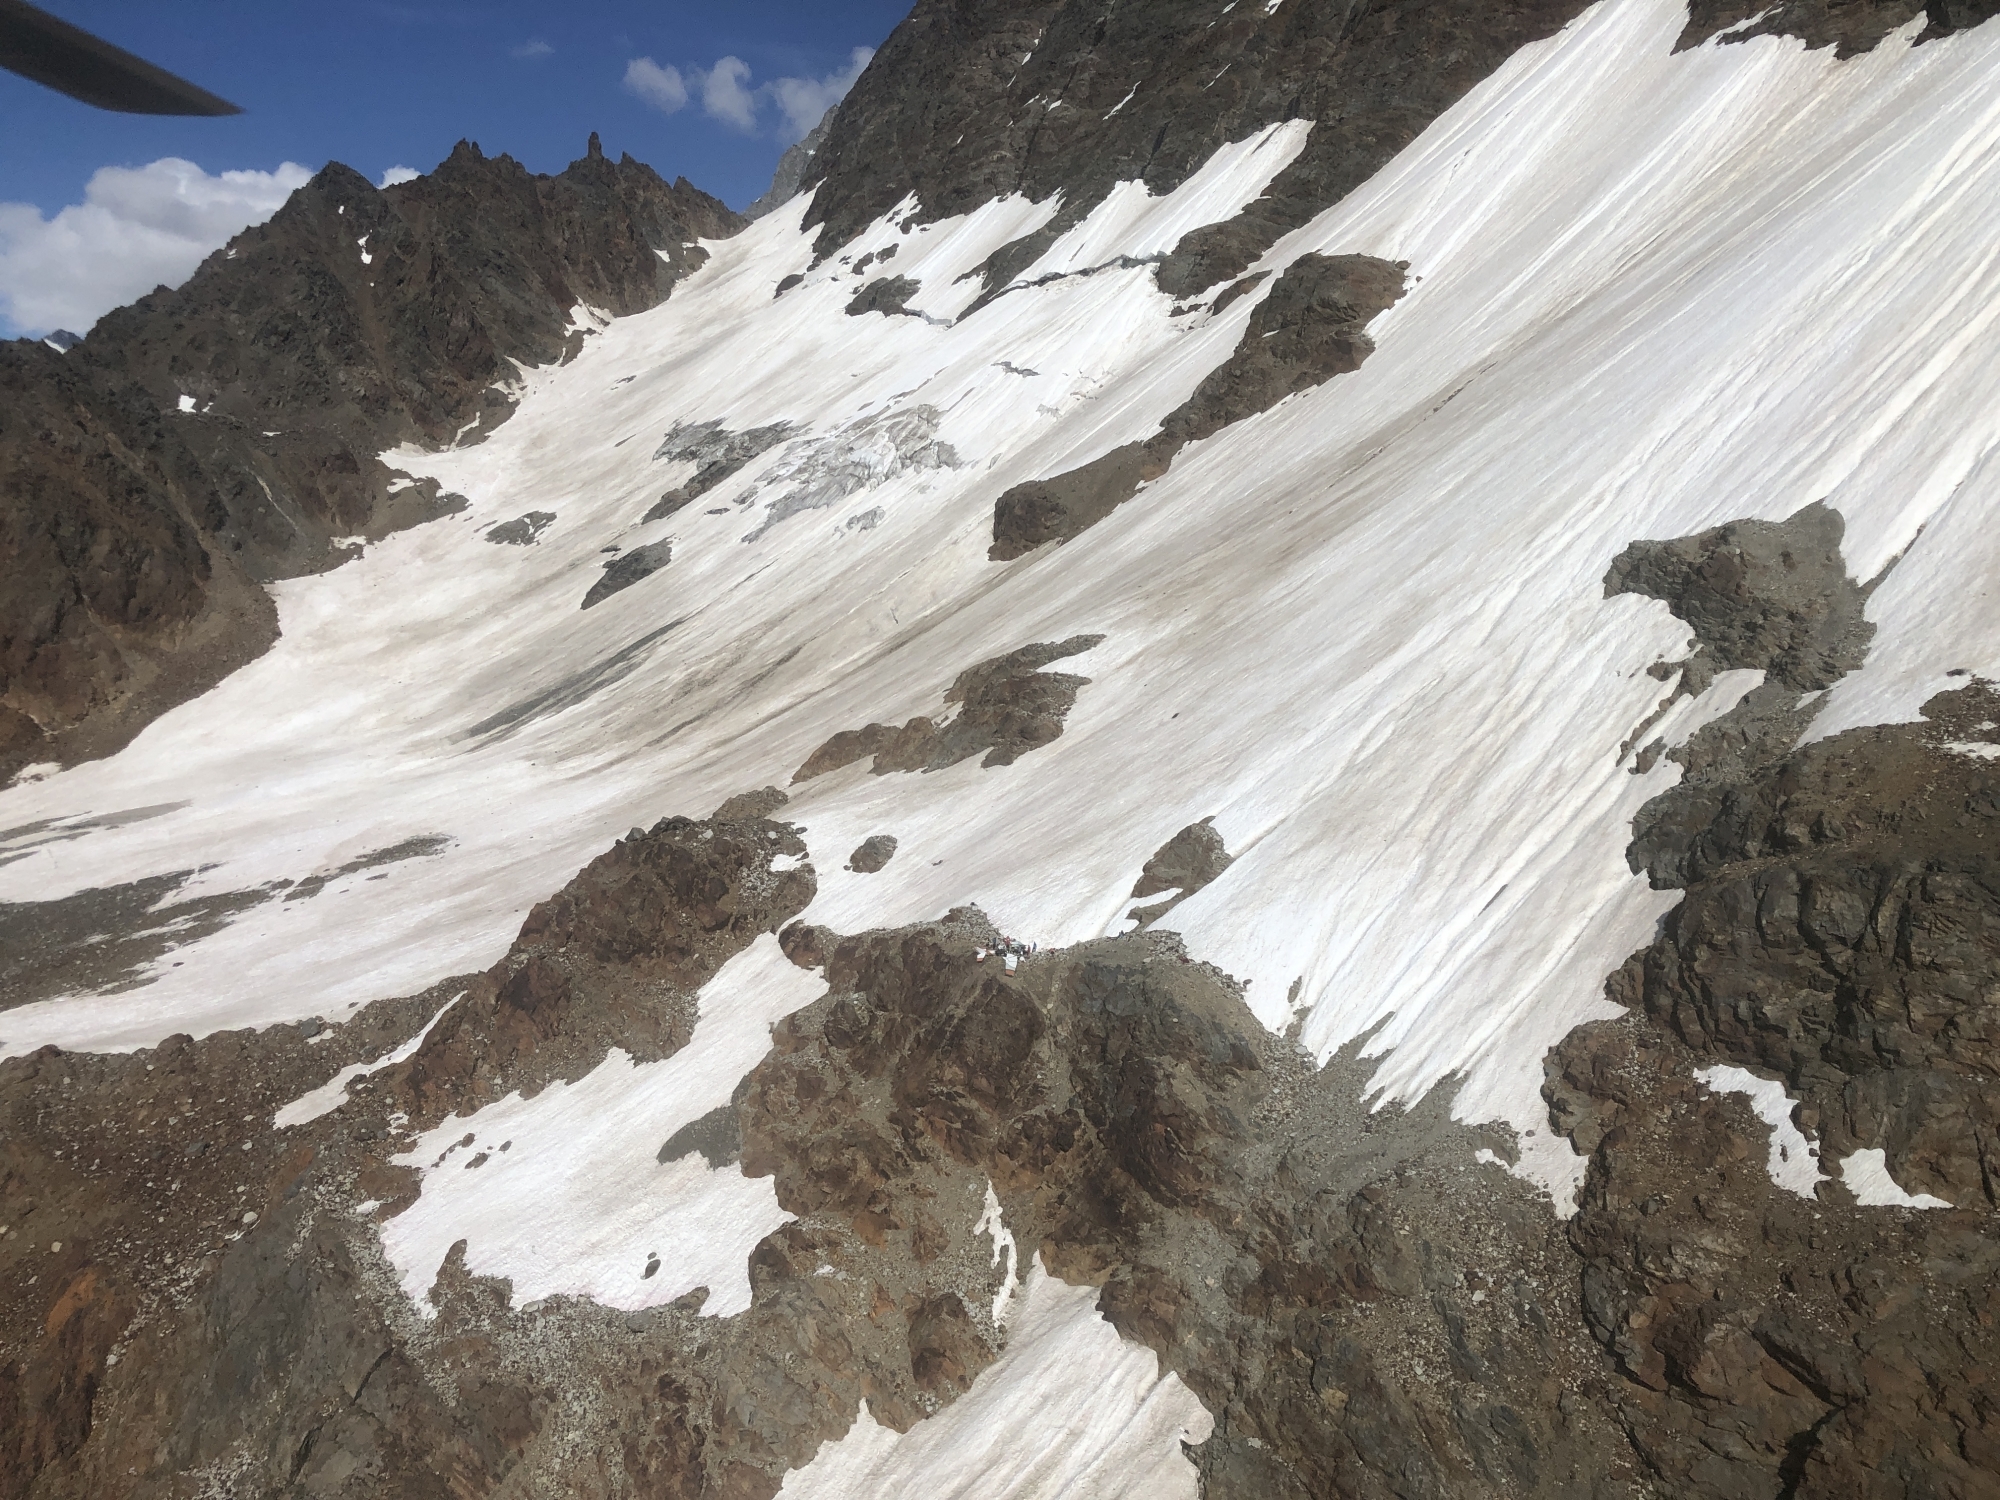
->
(0, 0, 241, 116)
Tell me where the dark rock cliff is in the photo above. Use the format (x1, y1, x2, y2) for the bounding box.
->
(1680, 0, 2000, 55)
(0, 135, 739, 783)
(803, 0, 1597, 296)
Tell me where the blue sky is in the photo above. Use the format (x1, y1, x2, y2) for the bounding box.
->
(0, 2, 908, 335)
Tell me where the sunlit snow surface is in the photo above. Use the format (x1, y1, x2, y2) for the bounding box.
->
(1695, 1065, 1827, 1198)
(379, 936, 825, 1316)
(1839, 1147, 1955, 1208)
(2, 0, 1996, 1242)
(778, 1258, 1211, 1500)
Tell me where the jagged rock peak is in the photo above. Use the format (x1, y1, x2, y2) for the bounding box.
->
(0, 137, 742, 782)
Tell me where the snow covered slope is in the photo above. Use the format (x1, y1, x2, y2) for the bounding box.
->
(9, 1, 2000, 1495)
(7, 0, 1994, 1175)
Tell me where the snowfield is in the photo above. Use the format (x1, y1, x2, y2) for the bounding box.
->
(6, 0, 2000, 1479)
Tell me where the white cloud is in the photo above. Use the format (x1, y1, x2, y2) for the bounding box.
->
(624, 56, 689, 114)
(694, 56, 759, 132)
(379, 166, 421, 188)
(623, 47, 874, 142)
(511, 39, 553, 60)
(768, 46, 873, 143)
(0, 158, 311, 337)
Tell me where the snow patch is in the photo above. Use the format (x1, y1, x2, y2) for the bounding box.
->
(1695, 1066, 1825, 1198)
(779, 1256, 1210, 1499)
(1838, 1147, 1953, 1208)
(378, 936, 825, 1317)
(972, 1180, 1021, 1326)
(273, 991, 463, 1128)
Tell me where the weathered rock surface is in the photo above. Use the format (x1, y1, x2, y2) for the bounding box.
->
(645, 419, 796, 523)
(1, 135, 739, 782)
(793, 635, 1104, 781)
(483, 511, 556, 545)
(844, 275, 921, 318)
(1617, 682, 2000, 1211)
(846, 834, 899, 873)
(803, 0, 1596, 299)
(1126, 817, 1233, 928)
(749, 109, 837, 220)
(386, 808, 816, 1128)
(1547, 1012, 2000, 1497)
(1549, 503, 2000, 1496)
(0, 340, 276, 776)
(991, 255, 1405, 558)
(1679, 0, 2000, 56)
(581, 539, 674, 610)
(744, 917, 1635, 1498)
(0, 821, 1033, 1500)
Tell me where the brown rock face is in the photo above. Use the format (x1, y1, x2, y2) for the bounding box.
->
(0, 341, 273, 776)
(846, 835, 899, 873)
(1, 136, 740, 783)
(802, 0, 1599, 301)
(1126, 817, 1234, 928)
(1547, 1013, 2000, 1498)
(792, 635, 1104, 781)
(1679, 0, 2000, 56)
(741, 919, 1637, 1498)
(1621, 683, 2000, 1210)
(843, 275, 922, 318)
(387, 809, 817, 1127)
(990, 255, 1405, 559)
(1548, 502, 2000, 1496)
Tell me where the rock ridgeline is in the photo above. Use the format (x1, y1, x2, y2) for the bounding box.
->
(800, 0, 1596, 301)
(0, 135, 739, 782)
(1680, 0, 2000, 55)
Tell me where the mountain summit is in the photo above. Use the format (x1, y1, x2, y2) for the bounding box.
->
(5, 4, 2000, 1497)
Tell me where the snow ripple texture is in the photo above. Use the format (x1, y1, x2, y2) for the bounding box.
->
(4, 0, 1999, 1258)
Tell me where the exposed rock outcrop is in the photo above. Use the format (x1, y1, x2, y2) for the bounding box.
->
(581, 539, 674, 610)
(793, 635, 1104, 781)
(646, 419, 796, 523)
(743, 917, 1635, 1498)
(1548, 1009, 2000, 1496)
(1, 135, 740, 783)
(1679, 0, 2000, 56)
(748, 108, 837, 220)
(484, 511, 556, 545)
(991, 254, 1405, 558)
(844, 275, 921, 318)
(846, 834, 899, 873)
(1126, 817, 1233, 928)
(385, 808, 816, 1127)
(802, 0, 1596, 300)
(1549, 504, 2000, 1495)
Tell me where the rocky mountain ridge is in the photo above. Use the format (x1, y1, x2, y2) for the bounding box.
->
(5, 1, 2000, 1497)
(1, 136, 737, 780)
